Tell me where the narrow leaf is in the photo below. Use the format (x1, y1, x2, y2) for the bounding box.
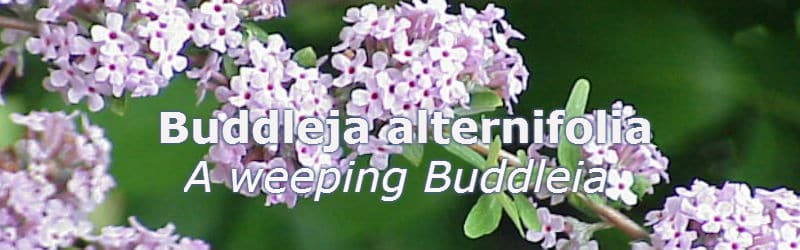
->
(513, 194, 541, 231)
(497, 193, 525, 236)
(442, 144, 487, 171)
(463, 194, 503, 239)
(223, 55, 238, 77)
(485, 136, 502, 168)
(557, 79, 590, 173)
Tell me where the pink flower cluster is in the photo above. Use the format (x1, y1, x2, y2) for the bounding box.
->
(333, 0, 528, 116)
(583, 101, 669, 206)
(6, 0, 284, 111)
(636, 180, 800, 250)
(521, 102, 670, 249)
(0, 111, 207, 249)
(330, 0, 527, 169)
(206, 36, 343, 207)
(523, 200, 600, 250)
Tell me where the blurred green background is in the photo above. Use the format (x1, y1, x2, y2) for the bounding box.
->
(2, 0, 800, 249)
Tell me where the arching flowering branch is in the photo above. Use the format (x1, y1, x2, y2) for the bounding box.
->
(0, 111, 207, 249)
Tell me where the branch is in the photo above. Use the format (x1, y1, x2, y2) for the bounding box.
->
(468, 142, 649, 240)
(0, 15, 38, 33)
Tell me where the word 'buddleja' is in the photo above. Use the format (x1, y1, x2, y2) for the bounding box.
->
(0, 0, 284, 110)
(0, 111, 207, 249)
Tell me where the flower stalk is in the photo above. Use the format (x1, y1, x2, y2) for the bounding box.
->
(0, 15, 38, 33)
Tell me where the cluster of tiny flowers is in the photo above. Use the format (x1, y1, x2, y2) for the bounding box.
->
(0, 0, 284, 111)
(205, 35, 344, 208)
(583, 101, 669, 206)
(633, 179, 800, 250)
(523, 200, 600, 250)
(520, 101, 670, 249)
(331, 0, 528, 168)
(0, 111, 207, 249)
(525, 101, 670, 208)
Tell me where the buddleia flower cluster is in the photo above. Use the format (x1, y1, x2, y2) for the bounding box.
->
(330, 0, 528, 169)
(205, 35, 342, 207)
(0, 0, 284, 111)
(520, 101, 670, 249)
(633, 179, 800, 250)
(0, 111, 207, 249)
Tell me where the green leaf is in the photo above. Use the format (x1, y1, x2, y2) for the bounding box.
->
(110, 97, 127, 116)
(442, 144, 487, 171)
(463, 194, 503, 239)
(497, 193, 524, 236)
(0, 97, 23, 147)
(223, 55, 238, 77)
(557, 79, 590, 173)
(630, 174, 653, 199)
(454, 90, 503, 116)
(516, 149, 528, 167)
(485, 136, 502, 168)
(293, 47, 318, 68)
(242, 22, 270, 42)
(513, 194, 541, 231)
(401, 143, 425, 167)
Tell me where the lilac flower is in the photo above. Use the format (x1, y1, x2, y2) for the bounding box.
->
(640, 179, 800, 249)
(605, 169, 637, 206)
(206, 36, 341, 207)
(331, 48, 367, 87)
(584, 142, 618, 165)
(357, 136, 403, 170)
(0, 111, 208, 249)
(526, 205, 566, 249)
(91, 13, 134, 56)
(25, 24, 64, 60)
(93, 217, 210, 250)
(187, 52, 223, 103)
(249, 0, 286, 21)
(581, 101, 669, 200)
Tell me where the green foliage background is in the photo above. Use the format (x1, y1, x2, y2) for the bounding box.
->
(2, 0, 800, 249)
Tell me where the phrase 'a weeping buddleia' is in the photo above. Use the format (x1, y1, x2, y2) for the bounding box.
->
(160, 108, 651, 203)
